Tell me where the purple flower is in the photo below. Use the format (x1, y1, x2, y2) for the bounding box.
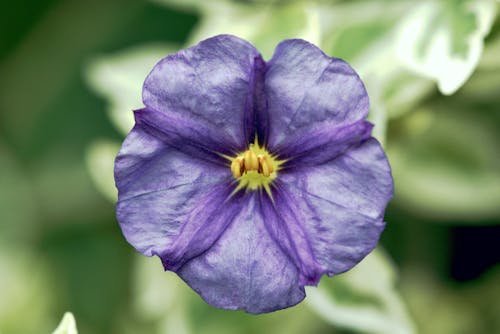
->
(115, 35, 393, 314)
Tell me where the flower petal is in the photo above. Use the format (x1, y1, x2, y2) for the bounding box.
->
(264, 39, 369, 158)
(260, 189, 324, 286)
(278, 120, 373, 169)
(268, 138, 393, 278)
(177, 192, 306, 314)
(143, 34, 264, 152)
(115, 121, 240, 270)
(132, 107, 232, 165)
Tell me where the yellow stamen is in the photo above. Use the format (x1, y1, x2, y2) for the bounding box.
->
(258, 155, 271, 177)
(244, 149, 259, 171)
(267, 160, 274, 173)
(230, 157, 244, 178)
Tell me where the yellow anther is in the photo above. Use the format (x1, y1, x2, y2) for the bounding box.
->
(258, 155, 272, 177)
(266, 156, 274, 173)
(230, 157, 244, 178)
(244, 149, 259, 171)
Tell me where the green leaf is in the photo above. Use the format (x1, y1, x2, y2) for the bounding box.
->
(85, 44, 179, 135)
(51, 313, 77, 334)
(382, 71, 435, 119)
(329, 20, 392, 60)
(396, 0, 497, 95)
(306, 248, 415, 334)
(317, 1, 413, 60)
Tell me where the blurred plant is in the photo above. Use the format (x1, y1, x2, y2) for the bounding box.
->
(387, 104, 500, 220)
(401, 266, 500, 334)
(85, 140, 120, 202)
(86, 44, 178, 136)
(0, 145, 39, 243)
(306, 249, 415, 334)
(122, 254, 326, 334)
(0, 247, 56, 334)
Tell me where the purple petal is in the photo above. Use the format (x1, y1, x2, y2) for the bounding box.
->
(133, 107, 231, 165)
(260, 192, 323, 285)
(264, 39, 369, 158)
(143, 34, 264, 152)
(178, 192, 305, 314)
(278, 120, 373, 169)
(268, 138, 393, 277)
(115, 121, 239, 270)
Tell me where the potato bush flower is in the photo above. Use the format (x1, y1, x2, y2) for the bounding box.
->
(114, 35, 393, 314)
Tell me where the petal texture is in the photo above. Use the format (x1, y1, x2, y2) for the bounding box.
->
(143, 34, 264, 153)
(178, 192, 306, 314)
(264, 39, 369, 160)
(268, 138, 393, 279)
(115, 120, 239, 270)
(132, 107, 230, 165)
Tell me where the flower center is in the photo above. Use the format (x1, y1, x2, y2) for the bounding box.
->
(229, 139, 281, 192)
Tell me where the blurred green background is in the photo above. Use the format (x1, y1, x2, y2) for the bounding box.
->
(0, 0, 499, 333)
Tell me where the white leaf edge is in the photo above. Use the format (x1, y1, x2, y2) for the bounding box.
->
(396, 0, 497, 95)
(51, 312, 77, 334)
(85, 140, 120, 202)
